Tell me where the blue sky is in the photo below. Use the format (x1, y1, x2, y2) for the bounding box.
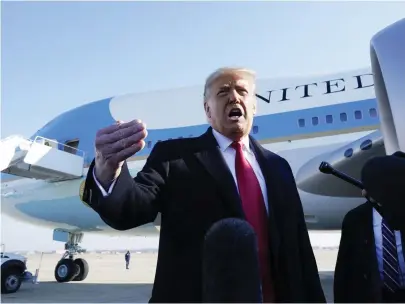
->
(3, 1, 405, 139)
(1, 1, 405, 251)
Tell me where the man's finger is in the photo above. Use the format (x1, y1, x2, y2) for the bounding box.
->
(97, 119, 142, 136)
(109, 129, 147, 152)
(96, 123, 146, 146)
(99, 129, 147, 154)
(96, 123, 123, 136)
(115, 141, 145, 162)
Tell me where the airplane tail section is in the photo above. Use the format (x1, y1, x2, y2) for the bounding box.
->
(1, 135, 85, 182)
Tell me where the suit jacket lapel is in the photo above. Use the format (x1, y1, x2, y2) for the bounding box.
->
(193, 128, 245, 218)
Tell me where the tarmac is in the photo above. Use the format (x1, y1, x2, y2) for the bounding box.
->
(1, 248, 338, 303)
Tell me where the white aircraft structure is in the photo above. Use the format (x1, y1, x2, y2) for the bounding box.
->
(1, 18, 404, 284)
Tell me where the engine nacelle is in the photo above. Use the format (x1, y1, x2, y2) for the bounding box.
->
(370, 18, 405, 155)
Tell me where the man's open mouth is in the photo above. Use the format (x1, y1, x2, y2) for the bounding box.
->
(228, 108, 243, 118)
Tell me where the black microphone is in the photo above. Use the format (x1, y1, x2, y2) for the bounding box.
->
(319, 161, 364, 190)
(202, 218, 262, 303)
(318, 161, 383, 213)
(319, 155, 405, 230)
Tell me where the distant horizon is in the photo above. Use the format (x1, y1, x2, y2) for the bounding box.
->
(0, 228, 342, 253)
(2, 248, 160, 255)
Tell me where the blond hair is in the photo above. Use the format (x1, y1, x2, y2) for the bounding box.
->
(203, 67, 256, 100)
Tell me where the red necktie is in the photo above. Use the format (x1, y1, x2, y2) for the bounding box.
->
(231, 141, 274, 303)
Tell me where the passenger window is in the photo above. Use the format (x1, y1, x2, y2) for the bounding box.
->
(253, 125, 259, 134)
(298, 119, 305, 128)
(369, 108, 377, 117)
(312, 117, 319, 126)
(354, 110, 362, 120)
(326, 115, 333, 124)
(360, 139, 373, 150)
(340, 113, 347, 122)
(344, 148, 353, 158)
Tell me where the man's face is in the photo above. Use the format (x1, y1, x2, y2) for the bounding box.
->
(204, 72, 257, 140)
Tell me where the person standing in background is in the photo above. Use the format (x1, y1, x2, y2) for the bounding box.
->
(125, 250, 131, 269)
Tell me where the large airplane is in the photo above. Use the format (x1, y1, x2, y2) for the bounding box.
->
(1, 18, 404, 284)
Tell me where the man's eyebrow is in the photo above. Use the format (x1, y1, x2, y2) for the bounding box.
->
(236, 84, 248, 89)
(220, 83, 230, 89)
(216, 84, 230, 92)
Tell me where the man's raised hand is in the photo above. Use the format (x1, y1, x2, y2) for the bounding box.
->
(94, 119, 147, 187)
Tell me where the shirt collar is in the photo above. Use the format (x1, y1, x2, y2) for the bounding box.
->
(211, 128, 252, 154)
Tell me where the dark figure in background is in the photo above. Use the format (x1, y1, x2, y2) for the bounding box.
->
(81, 67, 325, 303)
(361, 151, 405, 231)
(125, 251, 131, 269)
(334, 202, 405, 303)
(334, 151, 405, 302)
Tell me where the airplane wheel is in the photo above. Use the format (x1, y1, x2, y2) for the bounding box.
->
(72, 258, 89, 281)
(54, 259, 76, 283)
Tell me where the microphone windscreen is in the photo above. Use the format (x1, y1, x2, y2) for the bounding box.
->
(202, 217, 262, 303)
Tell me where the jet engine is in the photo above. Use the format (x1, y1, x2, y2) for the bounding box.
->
(370, 18, 405, 155)
(295, 18, 405, 198)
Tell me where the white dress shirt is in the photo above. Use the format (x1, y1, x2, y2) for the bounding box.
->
(93, 168, 117, 197)
(93, 129, 269, 214)
(373, 208, 405, 286)
(210, 129, 269, 214)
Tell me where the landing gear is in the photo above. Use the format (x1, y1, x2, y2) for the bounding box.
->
(53, 230, 89, 283)
(72, 258, 89, 281)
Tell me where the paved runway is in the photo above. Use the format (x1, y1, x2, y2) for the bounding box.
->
(1, 249, 337, 303)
